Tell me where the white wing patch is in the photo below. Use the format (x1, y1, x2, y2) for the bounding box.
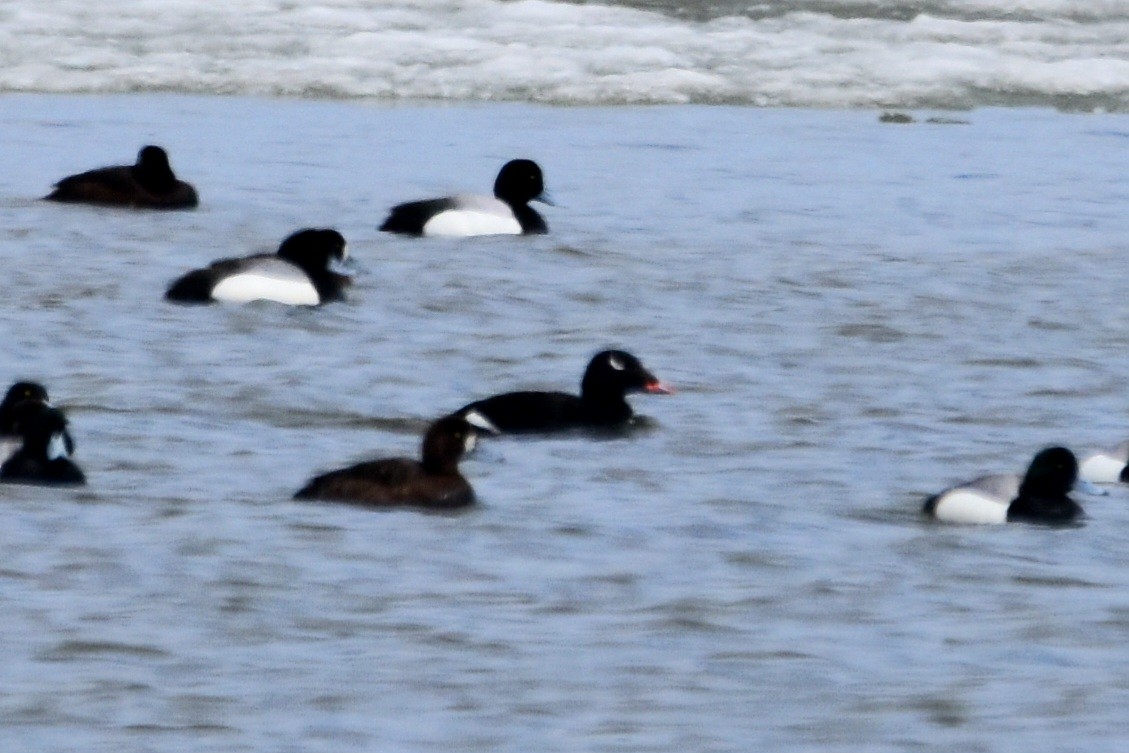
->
(423, 195, 521, 237)
(462, 410, 500, 435)
(211, 259, 319, 306)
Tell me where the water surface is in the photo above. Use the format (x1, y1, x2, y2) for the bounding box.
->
(2, 96, 1129, 751)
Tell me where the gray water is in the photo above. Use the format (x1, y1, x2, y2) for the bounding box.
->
(3, 95, 1129, 751)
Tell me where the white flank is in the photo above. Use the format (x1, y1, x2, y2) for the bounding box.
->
(423, 196, 521, 237)
(47, 432, 70, 460)
(211, 259, 320, 306)
(462, 410, 500, 435)
(931, 488, 1009, 525)
(1079, 452, 1127, 484)
(1, 437, 18, 463)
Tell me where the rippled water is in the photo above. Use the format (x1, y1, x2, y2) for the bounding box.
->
(3, 95, 1129, 750)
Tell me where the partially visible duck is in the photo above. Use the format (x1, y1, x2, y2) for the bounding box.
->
(165, 228, 350, 306)
(1079, 441, 1129, 484)
(0, 401, 84, 486)
(923, 446, 1085, 525)
(453, 350, 672, 435)
(294, 416, 478, 510)
(1, 381, 52, 463)
(45, 145, 198, 209)
(380, 159, 551, 237)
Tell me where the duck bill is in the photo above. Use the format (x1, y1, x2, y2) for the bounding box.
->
(535, 190, 555, 207)
(329, 255, 355, 276)
(1073, 477, 1108, 496)
(643, 378, 674, 395)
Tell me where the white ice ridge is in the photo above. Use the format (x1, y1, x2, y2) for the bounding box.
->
(2, 0, 1129, 108)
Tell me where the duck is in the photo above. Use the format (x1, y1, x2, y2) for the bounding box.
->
(1, 381, 52, 463)
(44, 145, 198, 209)
(0, 400, 84, 486)
(923, 446, 1085, 525)
(165, 228, 350, 306)
(452, 350, 672, 435)
(294, 415, 478, 510)
(379, 159, 551, 237)
(1079, 441, 1129, 484)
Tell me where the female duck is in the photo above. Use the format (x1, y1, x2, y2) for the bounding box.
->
(923, 446, 1085, 525)
(1, 401, 84, 486)
(380, 159, 551, 237)
(45, 145, 198, 209)
(294, 416, 478, 510)
(165, 228, 350, 306)
(453, 350, 672, 435)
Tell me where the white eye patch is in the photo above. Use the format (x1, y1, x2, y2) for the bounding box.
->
(608, 354, 626, 371)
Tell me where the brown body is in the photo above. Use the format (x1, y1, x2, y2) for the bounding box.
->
(294, 416, 477, 510)
(45, 145, 198, 209)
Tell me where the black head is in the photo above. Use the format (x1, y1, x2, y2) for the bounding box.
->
(1, 381, 50, 432)
(1019, 446, 1078, 498)
(493, 159, 548, 206)
(580, 350, 673, 398)
(133, 145, 177, 191)
(6, 401, 75, 458)
(136, 145, 171, 171)
(421, 416, 478, 474)
(276, 228, 349, 273)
